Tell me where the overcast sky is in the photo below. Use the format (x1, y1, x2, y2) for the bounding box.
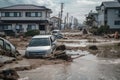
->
(0, 0, 115, 23)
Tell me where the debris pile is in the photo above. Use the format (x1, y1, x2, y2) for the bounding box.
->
(0, 69, 19, 80)
(89, 45, 98, 50)
(0, 46, 21, 59)
(52, 45, 72, 62)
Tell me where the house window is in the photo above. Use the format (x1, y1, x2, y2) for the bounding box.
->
(1, 12, 5, 17)
(115, 9, 120, 17)
(26, 12, 31, 17)
(10, 13, 14, 17)
(1, 12, 21, 17)
(26, 12, 42, 17)
(39, 25, 45, 30)
(31, 12, 36, 17)
(27, 24, 36, 31)
(38, 12, 42, 17)
(3, 24, 12, 30)
(114, 21, 120, 25)
(5, 12, 9, 17)
(14, 12, 21, 17)
(16, 24, 23, 33)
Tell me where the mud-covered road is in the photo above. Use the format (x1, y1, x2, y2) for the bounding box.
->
(18, 50, 120, 80)
(15, 31, 120, 80)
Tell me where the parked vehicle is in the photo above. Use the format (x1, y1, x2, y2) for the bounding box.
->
(51, 30, 61, 35)
(25, 35, 56, 58)
(0, 37, 20, 57)
(51, 30, 63, 39)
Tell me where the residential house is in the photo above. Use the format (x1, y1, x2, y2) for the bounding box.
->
(96, 0, 120, 31)
(50, 16, 61, 30)
(0, 4, 52, 35)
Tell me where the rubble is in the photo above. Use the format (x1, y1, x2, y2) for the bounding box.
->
(0, 69, 19, 80)
(89, 45, 98, 50)
(82, 29, 88, 34)
(49, 45, 73, 61)
(114, 31, 119, 39)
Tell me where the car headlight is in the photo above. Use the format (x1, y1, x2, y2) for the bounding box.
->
(46, 49, 52, 54)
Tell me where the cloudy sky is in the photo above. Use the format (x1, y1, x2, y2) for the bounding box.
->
(0, 0, 114, 23)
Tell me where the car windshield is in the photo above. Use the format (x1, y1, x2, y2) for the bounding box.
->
(52, 31, 58, 33)
(28, 38, 50, 47)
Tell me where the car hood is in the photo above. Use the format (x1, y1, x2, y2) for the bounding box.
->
(26, 46, 51, 52)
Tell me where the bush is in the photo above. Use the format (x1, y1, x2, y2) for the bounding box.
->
(97, 25, 109, 35)
(89, 26, 98, 35)
(25, 30, 40, 37)
(89, 25, 109, 35)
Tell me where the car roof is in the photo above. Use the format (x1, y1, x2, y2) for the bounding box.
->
(32, 35, 52, 38)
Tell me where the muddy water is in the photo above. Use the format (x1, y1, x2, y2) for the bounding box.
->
(18, 50, 120, 80)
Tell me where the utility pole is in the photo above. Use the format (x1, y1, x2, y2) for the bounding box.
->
(64, 16, 66, 29)
(66, 12, 69, 29)
(60, 3, 64, 30)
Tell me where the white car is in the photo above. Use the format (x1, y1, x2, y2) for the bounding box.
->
(0, 37, 20, 57)
(51, 30, 63, 39)
(51, 30, 61, 35)
(25, 35, 56, 58)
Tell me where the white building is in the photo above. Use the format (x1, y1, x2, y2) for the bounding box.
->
(96, 0, 120, 31)
(0, 4, 52, 35)
(50, 16, 61, 30)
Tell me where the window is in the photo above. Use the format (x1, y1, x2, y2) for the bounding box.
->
(10, 13, 14, 17)
(115, 9, 120, 17)
(26, 12, 42, 17)
(114, 21, 120, 25)
(3, 24, 12, 30)
(1, 12, 5, 17)
(5, 43, 11, 51)
(16, 24, 23, 32)
(0, 39, 4, 48)
(1, 12, 21, 17)
(5, 12, 9, 17)
(27, 24, 36, 31)
(31, 12, 36, 17)
(38, 12, 42, 17)
(39, 25, 45, 30)
(26, 12, 31, 17)
(14, 12, 21, 17)
(29, 38, 50, 47)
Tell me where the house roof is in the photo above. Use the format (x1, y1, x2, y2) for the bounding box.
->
(101, 1, 120, 8)
(0, 4, 52, 12)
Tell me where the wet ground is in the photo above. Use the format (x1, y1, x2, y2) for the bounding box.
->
(18, 50, 120, 80)
(6, 31, 120, 80)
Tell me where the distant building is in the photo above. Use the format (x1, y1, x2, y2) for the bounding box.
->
(0, 4, 52, 35)
(50, 16, 61, 30)
(86, 11, 98, 27)
(96, 0, 120, 31)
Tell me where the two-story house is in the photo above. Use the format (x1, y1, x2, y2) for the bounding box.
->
(0, 4, 52, 35)
(96, 0, 120, 31)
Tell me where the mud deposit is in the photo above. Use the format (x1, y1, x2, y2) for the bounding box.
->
(18, 50, 120, 80)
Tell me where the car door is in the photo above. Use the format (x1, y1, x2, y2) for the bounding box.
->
(50, 36, 56, 50)
(0, 39, 4, 49)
